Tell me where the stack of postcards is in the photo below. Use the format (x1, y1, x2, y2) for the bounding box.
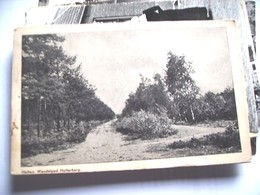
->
(11, 0, 259, 175)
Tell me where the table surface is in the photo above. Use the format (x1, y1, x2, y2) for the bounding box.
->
(1, 1, 260, 194)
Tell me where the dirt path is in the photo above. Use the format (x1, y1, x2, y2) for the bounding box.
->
(22, 121, 226, 167)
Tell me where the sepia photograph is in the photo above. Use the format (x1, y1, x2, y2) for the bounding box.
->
(11, 21, 251, 174)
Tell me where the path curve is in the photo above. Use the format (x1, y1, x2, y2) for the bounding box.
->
(22, 121, 226, 167)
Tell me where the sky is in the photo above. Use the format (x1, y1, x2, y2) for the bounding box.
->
(60, 24, 233, 114)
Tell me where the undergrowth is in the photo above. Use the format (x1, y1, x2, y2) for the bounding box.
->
(22, 120, 103, 158)
(169, 122, 241, 153)
(115, 110, 177, 140)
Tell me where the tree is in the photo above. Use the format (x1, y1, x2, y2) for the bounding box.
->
(203, 91, 225, 120)
(198, 88, 237, 121)
(22, 34, 115, 137)
(218, 88, 237, 120)
(122, 74, 170, 117)
(165, 52, 199, 122)
(22, 34, 73, 135)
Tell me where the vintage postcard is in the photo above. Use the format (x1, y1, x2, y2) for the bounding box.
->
(11, 21, 251, 175)
(245, 0, 260, 132)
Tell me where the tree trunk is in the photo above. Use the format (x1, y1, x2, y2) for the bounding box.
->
(190, 106, 195, 121)
(67, 118, 70, 131)
(37, 99, 41, 138)
(56, 106, 62, 131)
(56, 117, 60, 131)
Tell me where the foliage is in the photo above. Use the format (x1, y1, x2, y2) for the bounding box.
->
(193, 88, 237, 121)
(169, 122, 241, 152)
(121, 53, 237, 125)
(66, 122, 89, 143)
(118, 52, 238, 142)
(115, 110, 177, 140)
(165, 52, 199, 122)
(22, 120, 104, 158)
(22, 34, 115, 131)
(21, 34, 115, 156)
(122, 74, 170, 117)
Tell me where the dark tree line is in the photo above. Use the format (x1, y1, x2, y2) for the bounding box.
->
(22, 34, 115, 138)
(122, 52, 237, 123)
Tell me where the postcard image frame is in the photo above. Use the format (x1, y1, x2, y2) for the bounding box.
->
(11, 21, 251, 175)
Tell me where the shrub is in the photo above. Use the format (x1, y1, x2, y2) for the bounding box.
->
(66, 123, 88, 143)
(209, 122, 240, 148)
(22, 130, 69, 158)
(169, 122, 241, 152)
(115, 110, 177, 139)
(21, 120, 105, 158)
(169, 138, 201, 149)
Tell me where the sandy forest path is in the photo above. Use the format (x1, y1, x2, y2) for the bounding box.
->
(22, 120, 226, 167)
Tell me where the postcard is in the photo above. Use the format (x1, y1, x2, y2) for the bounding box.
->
(11, 21, 251, 174)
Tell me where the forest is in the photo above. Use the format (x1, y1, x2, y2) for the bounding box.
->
(21, 34, 115, 157)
